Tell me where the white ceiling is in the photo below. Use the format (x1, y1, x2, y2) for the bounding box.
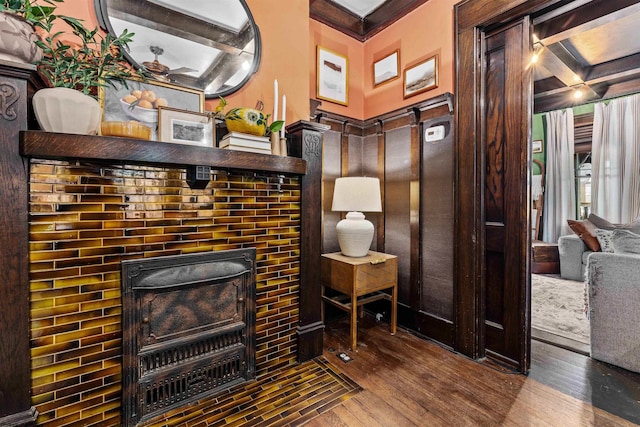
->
(148, 0, 249, 32)
(331, 0, 387, 17)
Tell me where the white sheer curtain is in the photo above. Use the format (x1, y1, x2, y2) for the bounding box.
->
(592, 94, 640, 223)
(542, 109, 575, 242)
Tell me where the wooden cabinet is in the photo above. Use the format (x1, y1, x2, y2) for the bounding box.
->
(321, 251, 398, 350)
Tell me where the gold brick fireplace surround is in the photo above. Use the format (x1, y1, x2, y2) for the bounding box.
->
(28, 162, 301, 425)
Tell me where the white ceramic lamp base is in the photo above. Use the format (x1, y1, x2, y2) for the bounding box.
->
(336, 211, 374, 257)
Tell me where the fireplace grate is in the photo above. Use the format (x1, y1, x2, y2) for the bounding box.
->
(121, 249, 256, 426)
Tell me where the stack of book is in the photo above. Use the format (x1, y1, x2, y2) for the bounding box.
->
(219, 132, 271, 154)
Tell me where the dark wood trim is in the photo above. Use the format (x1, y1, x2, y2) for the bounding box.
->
(0, 62, 39, 426)
(455, 0, 549, 370)
(20, 131, 307, 175)
(309, 0, 429, 41)
(288, 121, 330, 362)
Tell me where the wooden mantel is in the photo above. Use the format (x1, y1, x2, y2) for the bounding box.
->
(20, 131, 307, 175)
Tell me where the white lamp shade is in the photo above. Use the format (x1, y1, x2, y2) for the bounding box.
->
(331, 177, 382, 257)
(331, 177, 382, 212)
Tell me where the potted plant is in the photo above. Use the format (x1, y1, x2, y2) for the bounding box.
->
(0, 0, 63, 63)
(31, 9, 145, 134)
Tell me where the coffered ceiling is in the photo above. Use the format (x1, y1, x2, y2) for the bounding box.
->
(310, 0, 640, 112)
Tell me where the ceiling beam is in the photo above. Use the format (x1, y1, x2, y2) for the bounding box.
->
(534, 0, 640, 45)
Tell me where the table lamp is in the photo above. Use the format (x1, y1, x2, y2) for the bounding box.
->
(331, 177, 382, 257)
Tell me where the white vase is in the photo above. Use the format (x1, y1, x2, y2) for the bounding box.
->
(33, 88, 102, 135)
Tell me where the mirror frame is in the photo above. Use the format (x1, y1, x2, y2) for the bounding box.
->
(94, 0, 261, 99)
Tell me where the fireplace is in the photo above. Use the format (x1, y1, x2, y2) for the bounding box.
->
(120, 249, 256, 426)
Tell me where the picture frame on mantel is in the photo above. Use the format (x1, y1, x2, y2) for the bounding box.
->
(100, 78, 204, 141)
(373, 49, 400, 87)
(403, 54, 438, 98)
(317, 46, 348, 105)
(157, 107, 215, 148)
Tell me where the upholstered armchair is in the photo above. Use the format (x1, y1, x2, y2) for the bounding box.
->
(587, 251, 640, 373)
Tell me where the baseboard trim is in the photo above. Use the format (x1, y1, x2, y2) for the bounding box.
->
(0, 407, 38, 427)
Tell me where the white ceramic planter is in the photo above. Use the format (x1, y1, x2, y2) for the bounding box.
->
(0, 11, 43, 64)
(33, 87, 102, 135)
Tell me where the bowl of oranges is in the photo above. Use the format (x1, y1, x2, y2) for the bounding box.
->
(120, 89, 168, 124)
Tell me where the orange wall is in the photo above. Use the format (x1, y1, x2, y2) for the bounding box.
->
(309, 20, 366, 119)
(53, 0, 310, 125)
(364, 0, 457, 118)
(50, 1, 456, 124)
(310, 0, 457, 120)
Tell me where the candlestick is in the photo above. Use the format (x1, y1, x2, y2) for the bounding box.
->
(273, 79, 278, 122)
(280, 94, 286, 138)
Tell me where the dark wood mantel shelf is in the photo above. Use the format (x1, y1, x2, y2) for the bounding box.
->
(20, 131, 307, 175)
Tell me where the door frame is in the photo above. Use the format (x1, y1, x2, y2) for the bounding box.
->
(454, 0, 558, 371)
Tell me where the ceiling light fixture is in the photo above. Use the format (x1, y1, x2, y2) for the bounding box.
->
(573, 86, 584, 100)
(531, 42, 543, 64)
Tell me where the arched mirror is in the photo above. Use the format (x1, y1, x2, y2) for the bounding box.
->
(95, 0, 261, 98)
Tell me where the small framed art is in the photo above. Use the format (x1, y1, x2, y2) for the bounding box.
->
(317, 46, 348, 105)
(403, 54, 438, 98)
(532, 139, 543, 153)
(373, 50, 400, 87)
(157, 107, 214, 148)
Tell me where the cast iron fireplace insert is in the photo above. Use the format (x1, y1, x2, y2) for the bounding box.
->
(120, 248, 256, 426)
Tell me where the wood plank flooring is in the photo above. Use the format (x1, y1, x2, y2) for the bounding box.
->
(307, 316, 640, 426)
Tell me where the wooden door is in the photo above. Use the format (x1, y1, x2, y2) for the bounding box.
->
(455, 7, 533, 372)
(483, 20, 532, 368)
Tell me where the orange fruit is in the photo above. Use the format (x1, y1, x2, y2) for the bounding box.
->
(140, 90, 156, 102)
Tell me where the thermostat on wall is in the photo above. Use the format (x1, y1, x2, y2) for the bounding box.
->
(425, 125, 445, 142)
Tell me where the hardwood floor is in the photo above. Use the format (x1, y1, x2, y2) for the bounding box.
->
(307, 316, 640, 426)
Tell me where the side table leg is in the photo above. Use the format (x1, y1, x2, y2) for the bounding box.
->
(391, 285, 397, 335)
(321, 285, 325, 322)
(351, 292, 358, 350)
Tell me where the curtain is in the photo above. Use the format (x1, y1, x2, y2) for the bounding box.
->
(592, 94, 640, 223)
(542, 109, 575, 242)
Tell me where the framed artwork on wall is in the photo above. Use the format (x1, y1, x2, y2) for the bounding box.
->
(373, 50, 400, 87)
(532, 139, 543, 153)
(100, 79, 204, 141)
(157, 107, 215, 147)
(317, 46, 348, 105)
(403, 54, 438, 98)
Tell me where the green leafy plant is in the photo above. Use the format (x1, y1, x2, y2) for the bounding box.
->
(2, 0, 145, 98)
(0, 0, 63, 28)
(34, 11, 146, 99)
(35, 19, 145, 98)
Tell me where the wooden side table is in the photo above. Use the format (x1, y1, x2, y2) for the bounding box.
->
(320, 251, 398, 350)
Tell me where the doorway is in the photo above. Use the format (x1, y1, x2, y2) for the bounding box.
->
(454, 0, 640, 372)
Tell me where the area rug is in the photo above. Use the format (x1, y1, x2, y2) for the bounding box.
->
(531, 273, 590, 344)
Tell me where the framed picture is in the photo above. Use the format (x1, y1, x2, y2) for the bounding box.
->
(532, 139, 543, 153)
(403, 55, 438, 98)
(157, 107, 214, 147)
(317, 46, 348, 105)
(100, 79, 204, 141)
(373, 50, 400, 87)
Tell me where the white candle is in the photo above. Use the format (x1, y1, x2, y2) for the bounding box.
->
(273, 79, 278, 123)
(280, 94, 286, 138)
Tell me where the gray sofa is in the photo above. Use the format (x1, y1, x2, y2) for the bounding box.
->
(587, 251, 640, 373)
(558, 234, 592, 281)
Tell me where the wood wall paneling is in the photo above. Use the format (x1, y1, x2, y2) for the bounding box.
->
(318, 94, 455, 348)
(384, 126, 413, 304)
